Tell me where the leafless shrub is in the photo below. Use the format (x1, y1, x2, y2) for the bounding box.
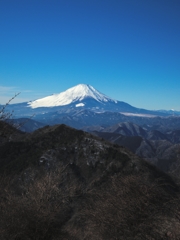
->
(0, 93, 20, 121)
(0, 167, 74, 240)
(64, 174, 180, 240)
(0, 93, 21, 143)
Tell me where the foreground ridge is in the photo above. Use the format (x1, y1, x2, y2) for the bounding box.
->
(0, 123, 180, 239)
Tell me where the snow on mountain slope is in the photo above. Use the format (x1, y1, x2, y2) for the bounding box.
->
(28, 84, 117, 108)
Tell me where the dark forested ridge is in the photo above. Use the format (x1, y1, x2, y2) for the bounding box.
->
(0, 122, 180, 239)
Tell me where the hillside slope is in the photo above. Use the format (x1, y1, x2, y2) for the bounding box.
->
(0, 124, 180, 239)
(91, 122, 180, 176)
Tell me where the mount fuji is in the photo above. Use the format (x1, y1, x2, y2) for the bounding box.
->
(25, 83, 170, 116)
(5, 84, 171, 118)
(28, 84, 118, 108)
(4, 83, 180, 131)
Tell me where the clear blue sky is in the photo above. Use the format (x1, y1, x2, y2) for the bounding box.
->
(0, 0, 180, 110)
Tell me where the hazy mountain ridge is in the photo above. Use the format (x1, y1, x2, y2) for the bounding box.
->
(97, 122, 180, 143)
(21, 109, 180, 133)
(91, 122, 180, 176)
(6, 118, 46, 132)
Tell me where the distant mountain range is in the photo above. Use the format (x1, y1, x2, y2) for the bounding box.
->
(1, 83, 179, 134)
(4, 84, 180, 119)
(90, 122, 180, 173)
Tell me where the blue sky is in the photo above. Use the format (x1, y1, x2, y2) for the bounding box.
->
(0, 0, 180, 110)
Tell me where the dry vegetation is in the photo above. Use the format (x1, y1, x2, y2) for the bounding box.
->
(1, 168, 180, 240)
(0, 121, 180, 239)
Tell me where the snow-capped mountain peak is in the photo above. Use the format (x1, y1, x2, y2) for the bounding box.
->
(28, 84, 117, 108)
